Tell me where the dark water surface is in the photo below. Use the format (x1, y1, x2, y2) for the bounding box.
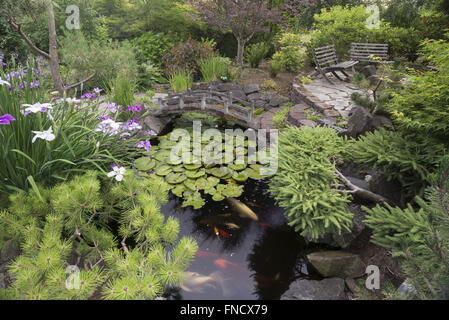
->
(161, 179, 323, 300)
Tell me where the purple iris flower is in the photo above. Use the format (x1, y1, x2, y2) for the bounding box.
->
(81, 92, 96, 99)
(0, 114, 16, 125)
(137, 140, 152, 152)
(126, 105, 142, 112)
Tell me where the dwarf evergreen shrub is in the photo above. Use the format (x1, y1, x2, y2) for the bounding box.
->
(269, 126, 353, 240)
(0, 171, 197, 300)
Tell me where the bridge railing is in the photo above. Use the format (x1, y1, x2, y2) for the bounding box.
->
(157, 88, 255, 124)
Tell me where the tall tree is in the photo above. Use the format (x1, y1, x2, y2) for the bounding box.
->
(188, 0, 287, 68)
(1, 0, 94, 96)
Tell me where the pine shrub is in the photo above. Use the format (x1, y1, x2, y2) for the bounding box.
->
(0, 171, 198, 300)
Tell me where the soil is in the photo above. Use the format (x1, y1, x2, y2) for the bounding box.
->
(236, 60, 308, 97)
(345, 229, 405, 299)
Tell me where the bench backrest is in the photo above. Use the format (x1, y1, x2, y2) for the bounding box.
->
(350, 43, 389, 63)
(312, 45, 338, 69)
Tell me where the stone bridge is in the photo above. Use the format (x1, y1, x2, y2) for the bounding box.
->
(152, 89, 261, 129)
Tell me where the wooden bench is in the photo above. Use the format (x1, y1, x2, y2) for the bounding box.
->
(312, 45, 359, 85)
(350, 43, 392, 65)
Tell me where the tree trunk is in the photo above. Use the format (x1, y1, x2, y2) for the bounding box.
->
(236, 37, 247, 70)
(47, 1, 65, 96)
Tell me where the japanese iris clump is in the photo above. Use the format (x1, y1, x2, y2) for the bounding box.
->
(0, 61, 147, 193)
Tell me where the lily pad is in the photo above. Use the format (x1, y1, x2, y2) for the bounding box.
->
(195, 177, 208, 190)
(185, 168, 206, 179)
(182, 191, 205, 209)
(134, 157, 156, 171)
(155, 165, 173, 176)
(222, 183, 244, 198)
(232, 171, 249, 182)
(245, 168, 265, 180)
(207, 167, 230, 178)
(184, 164, 202, 170)
(205, 176, 220, 187)
(184, 179, 198, 191)
(154, 150, 171, 162)
(172, 165, 185, 173)
(166, 172, 187, 184)
(172, 185, 187, 197)
(228, 164, 247, 171)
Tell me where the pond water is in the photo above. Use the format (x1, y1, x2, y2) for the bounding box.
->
(161, 179, 324, 300)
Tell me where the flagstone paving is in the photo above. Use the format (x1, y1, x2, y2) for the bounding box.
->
(302, 76, 367, 119)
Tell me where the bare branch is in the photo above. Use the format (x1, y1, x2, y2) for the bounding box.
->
(7, 18, 51, 59)
(65, 73, 96, 91)
(335, 169, 387, 203)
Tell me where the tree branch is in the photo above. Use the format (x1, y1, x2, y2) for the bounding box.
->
(7, 18, 51, 59)
(65, 72, 96, 91)
(335, 168, 387, 203)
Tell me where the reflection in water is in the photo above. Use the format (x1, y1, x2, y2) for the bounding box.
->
(161, 179, 324, 300)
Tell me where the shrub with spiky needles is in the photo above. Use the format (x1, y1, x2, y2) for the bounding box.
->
(0, 170, 198, 300)
(269, 126, 354, 240)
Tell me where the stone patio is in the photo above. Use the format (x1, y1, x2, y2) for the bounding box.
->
(291, 70, 370, 120)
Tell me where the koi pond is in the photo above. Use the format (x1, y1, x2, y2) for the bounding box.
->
(161, 179, 324, 300)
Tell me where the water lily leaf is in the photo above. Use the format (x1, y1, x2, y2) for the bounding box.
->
(212, 192, 225, 202)
(167, 156, 183, 165)
(184, 164, 202, 170)
(159, 140, 178, 149)
(155, 150, 171, 162)
(184, 179, 197, 191)
(172, 165, 185, 173)
(245, 168, 265, 180)
(195, 177, 208, 190)
(232, 170, 248, 182)
(186, 168, 206, 179)
(207, 167, 230, 178)
(166, 172, 187, 184)
(205, 176, 220, 187)
(155, 165, 173, 176)
(172, 184, 187, 197)
(134, 157, 156, 171)
(222, 184, 244, 198)
(228, 164, 247, 171)
(182, 191, 205, 209)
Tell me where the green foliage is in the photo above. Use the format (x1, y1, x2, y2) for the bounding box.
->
(162, 38, 215, 81)
(364, 156, 449, 299)
(387, 35, 449, 143)
(136, 63, 165, 89)
(106, 74, 136, 108)
(348, 129, 445, 197)
(0, 60, 146, 194)
(131, 31, 176, 66)
(60, 31, 138, 89)
(269, 126, 353, 239)
(199, 56, 232, 83)
(0, 171, 198, 300)
(245, 42, 269, 68)
(272, 32, 305, 72)
(269, 59, 283, 78)
(272, 108, 291, 129)
(134, 130, 271, 209)
(168, 70, 193, 93)
(309, 5, 420, 61)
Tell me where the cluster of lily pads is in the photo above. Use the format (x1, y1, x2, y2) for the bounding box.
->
(133, 131, 272, 209)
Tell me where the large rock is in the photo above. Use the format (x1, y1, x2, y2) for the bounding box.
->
(371, 115, 393, 130)
(229, 90, 247, 101)
(217, 83, 242, 92)
(247, 92, 263, 101)
(360, 65, 377, 78)
(307, 251, 366, 279)
(347, 106, 373, 137)
(281, 278, 346, 300)
(286, 104, 307, 127)
(268, 95, 289, 108)
(141, 114, 172, 136)
(243, 84, 260, 95)
(369, 172, 403, 205)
